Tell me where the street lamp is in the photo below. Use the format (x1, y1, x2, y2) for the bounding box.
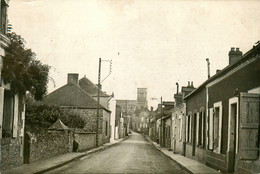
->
(96, 58, 112, 147)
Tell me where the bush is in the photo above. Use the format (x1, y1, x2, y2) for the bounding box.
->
(25, 105, 86, 132)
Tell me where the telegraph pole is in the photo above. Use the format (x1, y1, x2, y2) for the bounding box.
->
(160, 96, 163, 147)
(96, 58, 112, 147)
(96, 58, 101, 147)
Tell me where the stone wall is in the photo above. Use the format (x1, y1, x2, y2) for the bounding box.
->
(1, 137, 23, 171)
(73, 132, 96, 151)
(62, 108, 103, 133)
(28, 130, 73, 163)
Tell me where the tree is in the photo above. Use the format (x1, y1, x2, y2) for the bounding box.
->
(1, 32, 49, 100)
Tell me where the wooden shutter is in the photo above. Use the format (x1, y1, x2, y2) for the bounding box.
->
(0, 88, 4, 138)
(196, 113, 199, 145)
(209, 108, 214, 150)
(239, 92, 260, 160)
(13, 94, 19, 138)
(186, 116, 189, 142)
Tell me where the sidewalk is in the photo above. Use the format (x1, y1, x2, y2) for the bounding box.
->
(3, 137, 127, 174)
(146, 136, 219, 174)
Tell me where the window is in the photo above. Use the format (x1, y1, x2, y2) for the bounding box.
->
(105, 121, 108, 136)
(179, 116, 182, 141)
(209, 101, 223, 153)
(198, 109, 204, 147)
(186, 114, 192, 143)
(2, 90, 14, 138)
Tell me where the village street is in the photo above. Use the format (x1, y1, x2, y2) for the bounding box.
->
(46, 132, 189, 174)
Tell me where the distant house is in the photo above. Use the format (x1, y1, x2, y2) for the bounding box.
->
(134, 107, 150, 133)
(41, 74, 111, 145)
(79, 75, 111, 109)
(171, 83, 195, 155)
(161, 101, 174, 149)
(0, 0, 26, 171)
(184, 44, 260, 173)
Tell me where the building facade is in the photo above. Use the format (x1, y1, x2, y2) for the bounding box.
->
(0, 0, 27, 171)
(184, 45, 260, 173)
(41, 74, 111, 145)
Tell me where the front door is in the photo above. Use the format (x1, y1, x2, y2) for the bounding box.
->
(227, 97, 238, 172)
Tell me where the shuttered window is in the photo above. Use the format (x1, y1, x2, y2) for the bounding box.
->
(239, 93, 260, 160)
(213, 101, 223, 154)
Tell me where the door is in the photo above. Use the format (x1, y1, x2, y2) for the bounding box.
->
(227, 97, 238, 172)
(23, 132, 31, 164)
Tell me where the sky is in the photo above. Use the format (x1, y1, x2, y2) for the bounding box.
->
(8, 0, 260, 108)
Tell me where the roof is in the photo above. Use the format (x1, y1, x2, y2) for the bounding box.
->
(41, 83, 110, 112)
(79, 76, 109, 97)
(48, 119, 68, 130)
(184, 43, 260, 100)
(135, 107, 150, 115)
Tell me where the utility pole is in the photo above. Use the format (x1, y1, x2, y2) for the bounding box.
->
(160, 96, 163, 147)
(96, 58, 101, 147)
(96, 58, 112, 147)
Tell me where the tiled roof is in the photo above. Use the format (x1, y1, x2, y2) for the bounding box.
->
(79, 77, 109, 97)
(184, 43, 260, 100)
(48, 119, 68, 130)
(41, 83, 109, 111)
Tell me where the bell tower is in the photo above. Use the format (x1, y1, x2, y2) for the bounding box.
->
(137, 88, 147, 108)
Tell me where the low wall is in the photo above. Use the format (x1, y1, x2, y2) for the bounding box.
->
(74, 132, 96, 151)
(27, 130, 73, 163)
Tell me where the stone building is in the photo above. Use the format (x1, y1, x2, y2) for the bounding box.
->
(0, 0, 26, 171)
(116, 88, 149, 132)
(41, 74, 111, 146)
(78, 75, 111, 109)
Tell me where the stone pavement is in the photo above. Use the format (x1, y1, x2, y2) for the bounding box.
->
(146, 136, 220, 174)
(3, 138, 127, 174)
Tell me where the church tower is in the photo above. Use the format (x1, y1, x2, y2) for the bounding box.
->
(137, 88, 148, 108)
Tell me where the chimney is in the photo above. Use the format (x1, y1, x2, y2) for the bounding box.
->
(150, 106, 154, 112)
(96, 84, 102, 90)
(188, 81, 190, 87)
(229, 47, 242, 65)
(191, 81, 194, 88)
(206, 58, 210, 79)
(216, 69, 221, 73)
(67, 73, 79, 85)
(176, 82, 179, 94)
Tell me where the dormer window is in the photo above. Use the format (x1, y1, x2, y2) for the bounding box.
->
(1, 0, 8, 34)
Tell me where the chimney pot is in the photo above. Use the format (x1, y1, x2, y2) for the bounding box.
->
(188, 81, 190, 87)
(67, 73, 79, 85)
(229, 47, 242, 65)
(191, 81, 193, 87)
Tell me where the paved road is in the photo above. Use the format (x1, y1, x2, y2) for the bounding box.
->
(47, 132, 189, 174)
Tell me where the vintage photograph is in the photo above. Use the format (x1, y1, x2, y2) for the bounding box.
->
(0, 0, 260, 173)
